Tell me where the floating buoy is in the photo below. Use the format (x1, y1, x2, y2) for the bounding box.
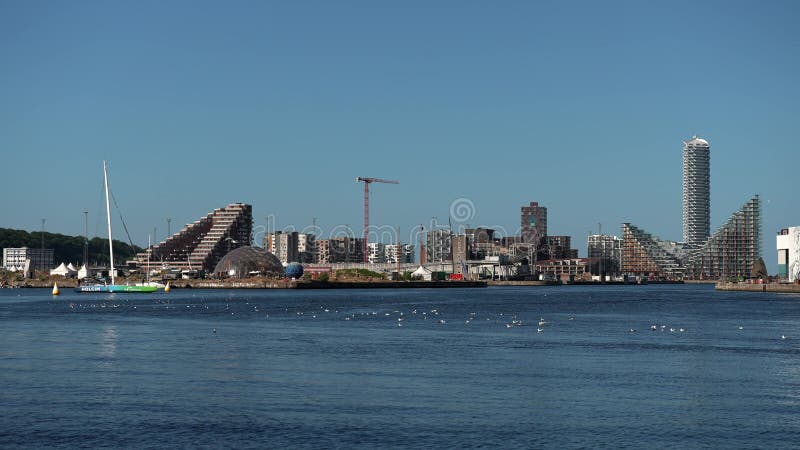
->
(52, 283, 60, 296)
(164, 282, 171, 293)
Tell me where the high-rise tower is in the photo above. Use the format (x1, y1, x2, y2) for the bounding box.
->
(521, 201, 547, 247)
(682, 136, 710, 247)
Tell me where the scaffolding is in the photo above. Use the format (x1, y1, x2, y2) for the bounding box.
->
(685, 195, 761, 280)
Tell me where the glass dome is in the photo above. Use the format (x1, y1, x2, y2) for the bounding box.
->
(213, 246, 283, 278)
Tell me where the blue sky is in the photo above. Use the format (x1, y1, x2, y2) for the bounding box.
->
(1, 1, 797, 269)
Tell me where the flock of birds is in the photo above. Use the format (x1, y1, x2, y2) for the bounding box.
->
(59, 298, 791, 341)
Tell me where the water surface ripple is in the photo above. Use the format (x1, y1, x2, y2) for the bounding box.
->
(2, 285, 800, 448)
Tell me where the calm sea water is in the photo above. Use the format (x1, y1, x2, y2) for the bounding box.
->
(2, 284, 800, 448)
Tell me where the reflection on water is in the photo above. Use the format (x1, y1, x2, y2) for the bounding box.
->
(2, 285, 800, 448)
(100, 325, 117, 360)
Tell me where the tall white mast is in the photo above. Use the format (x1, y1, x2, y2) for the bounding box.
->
(103, 160, 115, 285)
(147, 234, 151, 283)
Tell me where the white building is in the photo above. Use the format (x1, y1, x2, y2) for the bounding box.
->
(682, 136, 711, 247)
(777, 226, 800, 282)
(367, 242, 385, 264)
(266, 231, 299, 264)
(426, 229, 452, 263)
(297, 233, 316, 263)
(385, 244, 414, 264)
(3, 247, 54, 272)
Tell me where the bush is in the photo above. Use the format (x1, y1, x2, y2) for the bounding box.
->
(336, 268, 386, 279)
(317, 273, 329, 282)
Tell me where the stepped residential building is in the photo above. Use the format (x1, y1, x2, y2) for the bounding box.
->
(131, 203, 252, 273)
(683, 136, 711, 247)
(684, 196, 762, 280)
(621, 223, 685, 280)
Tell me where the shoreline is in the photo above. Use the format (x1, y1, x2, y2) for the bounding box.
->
(2, 278, 705, 290)
(715, 282, 800, 293)
(1, 279, 488, 289)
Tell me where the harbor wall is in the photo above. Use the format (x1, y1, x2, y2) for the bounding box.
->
(715, 282, 800, 293)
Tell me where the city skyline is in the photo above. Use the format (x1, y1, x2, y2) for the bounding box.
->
(1, 1, 797, 273)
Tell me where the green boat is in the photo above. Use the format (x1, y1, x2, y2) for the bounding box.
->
(75, 284, 158, 293)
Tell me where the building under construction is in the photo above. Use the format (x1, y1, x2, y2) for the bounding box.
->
(131, 203, 252, 273)
(621, 223, 685, 280)
(684, 195, 761, 280)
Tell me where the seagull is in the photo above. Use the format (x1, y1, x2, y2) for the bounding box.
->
(537, 328, 544, 333)
(630, 328, 636, 333)
(738, 326, 744, 330)
(212, 328, 216, 334)
(782, 335, 788, 340)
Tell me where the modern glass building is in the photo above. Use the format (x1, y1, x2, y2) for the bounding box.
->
(683, 136, 711, 247)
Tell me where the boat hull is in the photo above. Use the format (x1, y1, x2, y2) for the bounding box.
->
(74, 285, 159, 293)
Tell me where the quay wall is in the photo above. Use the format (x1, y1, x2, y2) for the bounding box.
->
(715, 282, 800, 293)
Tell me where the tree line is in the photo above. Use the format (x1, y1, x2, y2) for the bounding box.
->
(0, 228, 143, 267)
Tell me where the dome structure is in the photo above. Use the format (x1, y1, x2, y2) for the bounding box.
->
(213, 246, 283, 278)
(285, 262, 304, 279)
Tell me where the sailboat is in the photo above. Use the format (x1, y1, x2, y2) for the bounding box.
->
(136, 235, 165, 289)
(75, 161, 158, 293)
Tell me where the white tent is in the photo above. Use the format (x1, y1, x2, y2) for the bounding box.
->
(412, 265, 433, 281)
(78, 264, 91, 280)
(50, 262, 77, 277)
(67, 263, 78, 272)
(23, 260, 34, 279)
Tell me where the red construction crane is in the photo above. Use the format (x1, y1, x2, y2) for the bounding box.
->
(356, 177, 399, 263)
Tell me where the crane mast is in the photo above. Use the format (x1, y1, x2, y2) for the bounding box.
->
(355, 177, 399, 263)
